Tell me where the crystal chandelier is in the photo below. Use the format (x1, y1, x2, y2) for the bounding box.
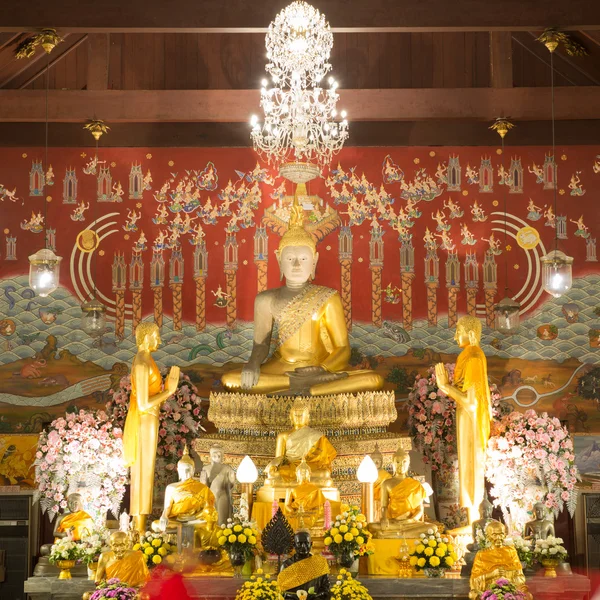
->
(251, 1, 348, 171)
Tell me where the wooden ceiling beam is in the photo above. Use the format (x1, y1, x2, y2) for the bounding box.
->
(0, 0, 599, 32)
(0, 88, 599, 123)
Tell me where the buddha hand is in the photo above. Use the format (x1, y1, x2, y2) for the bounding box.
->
(240, 363, 261, 389)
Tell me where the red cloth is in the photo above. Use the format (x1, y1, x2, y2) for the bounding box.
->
(142, 567, 191, 600)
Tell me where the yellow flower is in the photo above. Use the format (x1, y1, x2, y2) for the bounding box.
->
(223, 529, 232, 536)
(339, 525, 348, 533)
(330, 528, 339, 536)
(248, 536, 257, 545)
(416, 544, 425, 554)
(435, 547, 446, 557)
(228, 535, 237, 543)
(350, 528, 359, 537)
(238, 534, 247, 543)
(334, 535, 343, 544)
(429, 556, 440, 567)
(158, 547, 168, 556)
(339, 569, 347, 575)
(324, 537, 333, 546)
(448, 544, 455, 552)
(424, 547, 434, 556)
(218, 536, 227, 545)
(144, 547, 154, 555)
(244, 528, 252, 536)
(417, 558, 426, 568)
(445, 556, 455, 567)
(152, 554, 162, 564)
(132, 544, 141, 551)
(428, 539, 437, 547)
(356, 536, 364, 545)
(142, 543, 150, 549)
(356, 514, 366, 523)
(409, 556, 418, 566)
(234, 525, 243, 532)
(166, 554, 176, 564)
(344, 533, 354, 542)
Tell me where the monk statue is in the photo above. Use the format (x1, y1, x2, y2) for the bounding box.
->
(469, 521, 531, 600)
(200, 444, 235, 526)
(221, 196, 384, 396)
(266, 399, 336, 488)
(95, 531, 149, 587)
(370, 444, 391, 518)
(53, 493, 95, 541)
(155, 444, 216, 535)
(524, 502, 555, 541)
(368, 448, 431, 539)
(278, 531, 331, 600)
(123, 322, 180, 533)
(284, 458, 328, 529)
(435, 316, 491, 524)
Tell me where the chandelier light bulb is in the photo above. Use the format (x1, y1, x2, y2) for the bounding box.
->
(28, 248, 62, 297)
(356, 455, 378, 484)
(341, 110, 347, 119)
(540, 249, 573, 298)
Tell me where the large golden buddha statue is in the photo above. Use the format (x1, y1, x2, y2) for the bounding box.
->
(95, 531, 148, 588)
(435, 315, 491, 524)
(469, 521, 531, 600)
(221, 197, 384, 396)
(369, 449, 431, 539)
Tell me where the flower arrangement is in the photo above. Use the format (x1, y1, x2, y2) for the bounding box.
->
(532, 536, 568, 563)
(481, 578, 528, 600)
(331, 569, 373, 600)
(323, 506, 372, 559)
(34, 409, 127, 522)
(133, 531, 175, 568)
(80, 527, 111, 565)
(218, 518, 261, 563)
(409, 529, 457, 573)
(486, 410, 580, 521)
(235, 569, 280, 600)
(89, 578, 138, 600)
(106, 370, 204, 490)
(49, 537, 84, 564)
(408, 366, 506, 473)
(505, 536, 532, 566)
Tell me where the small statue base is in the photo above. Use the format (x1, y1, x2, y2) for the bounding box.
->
(256, 485, 340, 504)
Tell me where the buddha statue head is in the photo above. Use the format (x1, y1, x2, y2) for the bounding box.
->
(484, 520, 506, 549)
(135, 322, 161, 352)
(275, 198, 318, 284)
(532, 502, 547, 521)
(290, 399, 311, 429)
(371, 444, 384, 470)
(109, 531, 131, 559)
(67, 492, 84, 513)
(391, 448, 410, 477)
(209, 444, 224, 465)
(455, 315, 481, 348)
(293, 530, 313, 559)
(479, 494, 493, 520)
(296, 457, 312, 485)
(177, 443, 195, 481)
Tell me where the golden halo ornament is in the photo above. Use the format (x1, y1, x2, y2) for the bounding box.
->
(76, 229, 100, 253)
(516, 226, 540, 250)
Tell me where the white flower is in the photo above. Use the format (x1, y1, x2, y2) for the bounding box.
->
(420, 533, 426, 539)
(427, 529, 434, 535)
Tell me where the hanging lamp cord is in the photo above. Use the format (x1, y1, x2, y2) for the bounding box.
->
(43, 52, 49, 250)
(502, 135, 508, 294)
(550, 50, 558, 252)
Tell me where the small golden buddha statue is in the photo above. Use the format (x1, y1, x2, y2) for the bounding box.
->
(469, 521, 531, 600)
(435, 316, 491, 524)
(53, 493, 95, 542)
(368, 449, 431, 539)
(524, 502, 555, 541)
(284, 458, 328, 529)
(221, 196, 384, 396)
(95, 531, 148, 587)
(154, 444, 216, 534)
(370, 444, 391, 518)
(257, 400, 338, 503)
(123, 322, 180, 533)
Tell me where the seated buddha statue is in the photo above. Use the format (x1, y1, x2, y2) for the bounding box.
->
(154, 445, 216, 535)
(469, 521, 531, 600)
(221, 196, 384, 397)
(95, 531, 148, 587)
(524, 502, 555, 541)
(284, 458, 328, 529)
(370, 444, 391, 518)
(368, 449, 431, 539)
(53, 492, 95, 541)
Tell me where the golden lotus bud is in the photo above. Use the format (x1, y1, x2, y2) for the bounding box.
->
(545, 39, 559, 53)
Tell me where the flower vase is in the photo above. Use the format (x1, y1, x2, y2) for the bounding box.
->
(87, 561, 98, 580)
(56, 560, 76, 580)
(338, 549, 356, 569)
(541, 558, 561, 578)
(423, 567, 446, 578)
(229, 547, 246, 578)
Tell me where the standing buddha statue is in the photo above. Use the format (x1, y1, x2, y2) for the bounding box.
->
(221, 196, 383, 396)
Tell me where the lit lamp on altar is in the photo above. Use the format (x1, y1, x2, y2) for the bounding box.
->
(28, 248, 62, 297)
(493, 296, 521, 335)
(357, 455, 378, 524)
(540, 249, 573, 298)
(236, 455, 258, 519)
(80, 297, 107, 337)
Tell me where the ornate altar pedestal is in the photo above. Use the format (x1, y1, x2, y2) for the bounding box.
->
(24, 574, 591, 600)
(194, 391, 409, 505)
